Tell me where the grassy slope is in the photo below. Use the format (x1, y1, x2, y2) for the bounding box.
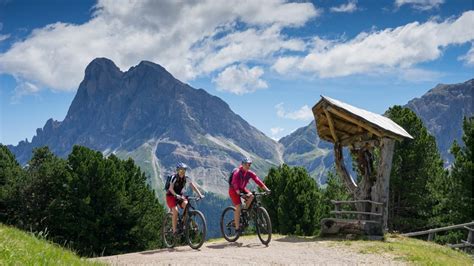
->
(330, 234, 472, 265)
(0, 224, 102, 266)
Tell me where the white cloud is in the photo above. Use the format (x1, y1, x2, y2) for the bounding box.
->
(330, 0, 359, 13)
(270, 127, 285, 135)
(269, 127, 285, 140)
(11, 80, 40, 103)
(273, 11, 474, 78)
(213, 64, 268, 95)
(0, 34, 9, 42)
(460, 44, 474, 66)
(0, 0, 319, 92)
(276, 103, 313, 121)
(395, 0, 444, 11)
(398, 68, 442, 82)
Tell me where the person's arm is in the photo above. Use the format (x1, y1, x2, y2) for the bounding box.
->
(249, 171, 270, 192)
(190, 180, 204, 198)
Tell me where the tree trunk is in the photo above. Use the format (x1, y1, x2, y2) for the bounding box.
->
(371, 138, 395, 231)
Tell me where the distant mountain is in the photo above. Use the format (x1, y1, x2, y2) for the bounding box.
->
(405, 79, 473, 165)
(278, 121, 334, 184)
(9, 58, 283, 196)
(278, 78, 473, 182)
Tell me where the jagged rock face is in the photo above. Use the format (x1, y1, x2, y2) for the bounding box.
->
(9, 58, 282, 196)
(405, 79, 473, 165)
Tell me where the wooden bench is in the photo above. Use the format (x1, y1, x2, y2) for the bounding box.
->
(321, 200, 384, 237)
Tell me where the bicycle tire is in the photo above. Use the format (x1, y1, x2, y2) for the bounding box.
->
(220, 206, 240, 242)
(255, 206, 272, 245)
(162, 212, 176, 248)
(186, 210, 207, 249)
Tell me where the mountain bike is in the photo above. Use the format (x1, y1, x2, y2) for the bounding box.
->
(162, 196, 207, 249)
(220, 191, 272, 245)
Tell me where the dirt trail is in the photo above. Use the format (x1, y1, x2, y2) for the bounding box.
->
(94, 235, 406, 265)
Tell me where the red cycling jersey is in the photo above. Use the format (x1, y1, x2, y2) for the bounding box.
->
(230, 166, 265, 193)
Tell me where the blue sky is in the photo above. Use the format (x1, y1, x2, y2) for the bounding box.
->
(1, 0, 473, 145)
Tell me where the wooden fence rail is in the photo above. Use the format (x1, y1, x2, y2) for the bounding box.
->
(402, 221, 474, 249)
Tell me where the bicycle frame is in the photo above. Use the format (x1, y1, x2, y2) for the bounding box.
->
(175, 196, 201, 234)
(239, 191, 268, 226)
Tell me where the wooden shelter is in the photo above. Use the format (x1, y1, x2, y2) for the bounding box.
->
(313, 96, 412, 236)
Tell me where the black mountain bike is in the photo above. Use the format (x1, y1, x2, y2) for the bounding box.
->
(162, 196, 207, 249)
(220, 191, 272, 245)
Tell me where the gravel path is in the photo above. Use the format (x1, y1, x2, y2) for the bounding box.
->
(94, 235, 406, 265)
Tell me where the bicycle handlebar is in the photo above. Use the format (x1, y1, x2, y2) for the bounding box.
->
(239, 191, 270, 197)
(186, 196, 204, 201)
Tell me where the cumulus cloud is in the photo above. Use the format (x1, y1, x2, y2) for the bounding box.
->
(213, 64, 268, 95)
(276, 103, 313, 121)
(273, 11, 474, 78)
(11, 80, 40, 103)
(270, 127, 285, 135)
(0, 0, 319, 92)
(269, 127, 285, 140)
(330, 0, 359, 13)
(395, 0, 444, 11)
(460, 44, 474, 66)
(0, 34, 9, 42)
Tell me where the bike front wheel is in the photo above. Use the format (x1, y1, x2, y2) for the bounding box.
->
(162, 212, 176, 248)
(255, 206, 272, 245)
(220, 206, 240, 242)
(186, 210, 207, 249)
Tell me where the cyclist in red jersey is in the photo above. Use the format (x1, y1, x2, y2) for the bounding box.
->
(229, 157, 271, 234)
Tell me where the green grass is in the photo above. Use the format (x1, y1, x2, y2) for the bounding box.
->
(0, 224, 103, 265)
(331, 234, 473, 265)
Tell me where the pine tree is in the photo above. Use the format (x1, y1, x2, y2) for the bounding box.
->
(385, 106, 446, 232)
(0, 145, 26, 223)
(263, 164, 321, 235)
(428, 116, 473, 242)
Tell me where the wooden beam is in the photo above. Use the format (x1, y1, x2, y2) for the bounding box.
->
(324, 109, 339, 143)
(402, 222, 474, 237)
(327, 106, 384, 138)
(331, 200, 383, 206)
(330, 211, 382, 217)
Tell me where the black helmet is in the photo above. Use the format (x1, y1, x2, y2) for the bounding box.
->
(241, 157, 252, 164)
(176, 162, 188, 170)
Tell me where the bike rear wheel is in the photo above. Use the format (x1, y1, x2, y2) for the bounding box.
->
(255, 206, 272, 245)
(220, 206, 240, 242)
(186, 210, 207, 249)
(162, 212, 176, 248)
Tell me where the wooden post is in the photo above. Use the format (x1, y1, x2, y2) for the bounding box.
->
(428, 233, 435, 241)
(334, 143, 357, 194)
(372, 138, 395, 231)
(334, 203, 341, 219)
(465, 226, 474, 244)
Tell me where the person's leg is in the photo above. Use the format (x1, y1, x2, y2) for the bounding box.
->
(244, 194, 254, 209)
(171, 206, 179, 233)
(180, 199, 188, 222)
(242, 188, 254, 209)
(234, 204, 241, 230)
(229, 188, 242, 231)
(166, 195, 178, 233)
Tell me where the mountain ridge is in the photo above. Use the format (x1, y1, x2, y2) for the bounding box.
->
(9, 58, 282, 196)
